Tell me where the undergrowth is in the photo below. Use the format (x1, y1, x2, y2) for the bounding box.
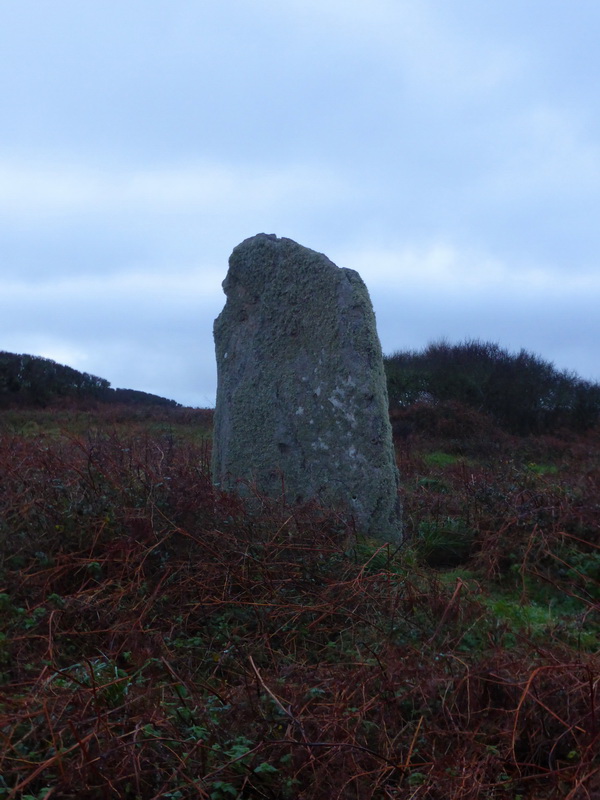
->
(0, 408, 598, 799)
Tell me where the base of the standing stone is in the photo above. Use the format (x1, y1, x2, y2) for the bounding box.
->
(215, 472, 402, 544)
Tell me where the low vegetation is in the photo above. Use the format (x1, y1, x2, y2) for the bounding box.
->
(0, 394, 598, 798)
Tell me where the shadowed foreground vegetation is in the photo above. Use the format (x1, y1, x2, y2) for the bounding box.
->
(0, 403, 598, 799)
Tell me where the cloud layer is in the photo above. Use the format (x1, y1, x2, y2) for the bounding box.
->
(1, 0, 599, 404)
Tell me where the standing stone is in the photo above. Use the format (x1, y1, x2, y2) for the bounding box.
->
(212, 234, 402, 542)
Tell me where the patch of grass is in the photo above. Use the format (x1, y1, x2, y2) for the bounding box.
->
(526, 461, 559, 476)
(423, 450, 462, 468)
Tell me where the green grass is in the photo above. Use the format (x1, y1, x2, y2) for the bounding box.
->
(422, 450, 463, 468)
(526, 461, 559, 476)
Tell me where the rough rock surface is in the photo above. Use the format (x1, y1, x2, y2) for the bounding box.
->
(212, 234, 402, 541)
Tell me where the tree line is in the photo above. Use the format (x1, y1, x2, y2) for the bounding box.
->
(384, 339, 600, 434)
(0, 351, 179, 408)
(3, 343, 599, 432)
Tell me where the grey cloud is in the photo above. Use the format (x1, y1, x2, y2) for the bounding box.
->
(1, 1, 599, 404)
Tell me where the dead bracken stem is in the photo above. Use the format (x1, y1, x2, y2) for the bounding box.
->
(0, 410, 598, 798)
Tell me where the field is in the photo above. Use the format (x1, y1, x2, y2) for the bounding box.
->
(0, 403, 598, 799)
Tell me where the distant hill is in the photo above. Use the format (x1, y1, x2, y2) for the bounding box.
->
(0, 351, 180, 409)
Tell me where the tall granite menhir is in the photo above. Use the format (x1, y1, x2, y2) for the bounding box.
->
(212, 234, 402, 542)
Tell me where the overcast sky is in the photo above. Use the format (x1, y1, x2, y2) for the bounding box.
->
(1, 1, 599, 406)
